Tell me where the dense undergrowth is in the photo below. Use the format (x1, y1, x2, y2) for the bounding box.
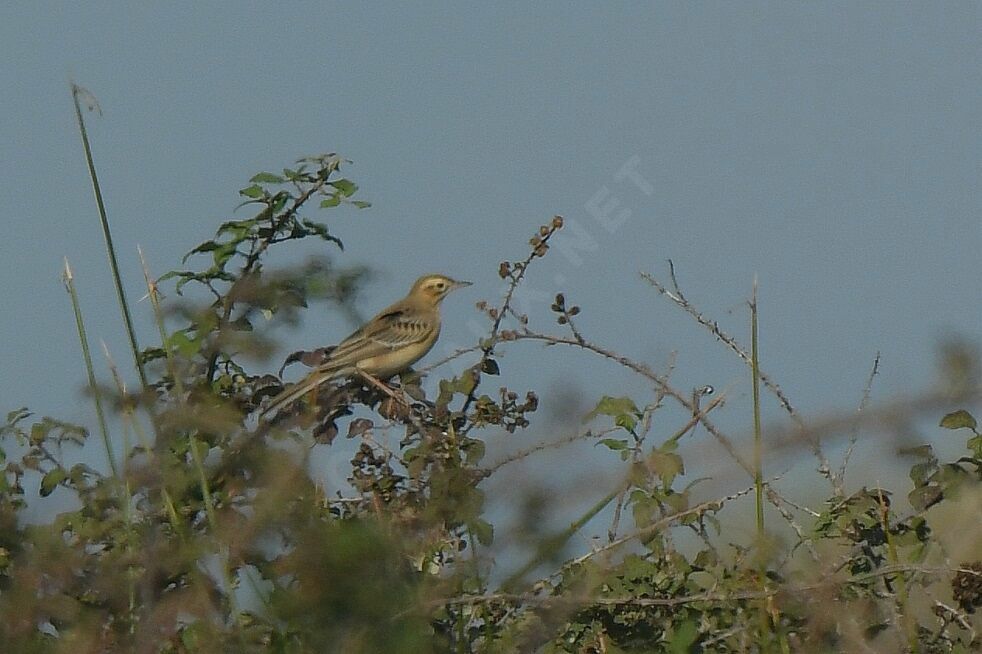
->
(1, 123, 979, 652)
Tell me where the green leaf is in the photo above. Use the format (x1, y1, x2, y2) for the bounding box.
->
(648, 449, 685, 487)
(185, 241, 219, 262)
(320, 195, 341, 208)
(436, 381, 455, 408)
(167, 330, 201, 358)
(587, 396, 639, 419)
(68, 463, 98, 487)
(329, 178, 357, 197)
(30, 423, 46, 445)
(270, 191, 290, 213)
(668, 619, 699, 654)
(250, 172, 285, 184)
(239, 184, 264, 199)
(614, 414, 637, 431)
(457, 372, 477, 396)
(936, 462, 972, 486)
(212, 241, 239, 267)
(661, 489, 688, 513)
(40, 468, 67, 497)
(481, 358, 500, 375)
(351, 200, 372, 209)
(908, 484, 943, 511)
(216, 218, 258, 238)
(631, 492, 656, 526)
(298, 219, 343, 248)
(3, 407, 31, 426)
(908, 461, 937, 487)
(598, 438, 628, 451)
(585, 396, 641, 433)
(940, 410, 977, 431)
(436, 374, 477, 408)
(471, 519, 494, 546)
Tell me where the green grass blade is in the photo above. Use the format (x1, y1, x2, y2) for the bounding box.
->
(70, 82, 149, 391)
(63, 258, 118, 478)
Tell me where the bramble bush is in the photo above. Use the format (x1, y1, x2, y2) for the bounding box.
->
(1, 141, 979, 653)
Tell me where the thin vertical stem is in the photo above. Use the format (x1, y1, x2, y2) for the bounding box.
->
(750, 277, 763, 535)
(70, 83, 148, 391)
(63, 259, 118, 478)
(750, 279, 788, 651)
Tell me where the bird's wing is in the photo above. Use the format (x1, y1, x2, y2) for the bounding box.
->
(319, 305, 436, 371)
(260, 304, 436, 418)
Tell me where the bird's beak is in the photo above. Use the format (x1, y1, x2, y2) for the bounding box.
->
(452, 280, 473, 290)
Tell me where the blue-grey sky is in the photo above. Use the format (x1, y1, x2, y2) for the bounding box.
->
(2, 4, 980, 522)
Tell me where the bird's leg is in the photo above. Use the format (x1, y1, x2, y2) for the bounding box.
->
(355, 370, 410, 407)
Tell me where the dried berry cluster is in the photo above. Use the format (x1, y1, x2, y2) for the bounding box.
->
(550, 292, 581, 326)
(498, 215, 564, 280)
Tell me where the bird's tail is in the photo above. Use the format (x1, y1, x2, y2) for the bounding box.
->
(259, 366, 349, 419)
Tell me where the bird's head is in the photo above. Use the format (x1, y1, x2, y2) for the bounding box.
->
(411, 274, 472, 304)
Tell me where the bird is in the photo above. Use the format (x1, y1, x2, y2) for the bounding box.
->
(260, 273, 471, 418)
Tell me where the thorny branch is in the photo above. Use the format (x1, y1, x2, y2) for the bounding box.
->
(559, 482, 761, 571)
(479, 426, 618, 479)
(506, 330, 753, 476)
(459, 216, 565, 416)
(641, 265, 836, 483)
(765, 486, 820, 563)
(836, 351, 881, 496)
(422, 564, 981, 613)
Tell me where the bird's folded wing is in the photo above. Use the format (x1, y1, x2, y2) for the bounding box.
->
(315, 307, 435, 372)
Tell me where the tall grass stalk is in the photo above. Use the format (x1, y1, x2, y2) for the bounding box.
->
(751, 280, 792, 653)
(70, 83, 148, 391)
(750, 277, 764, 535)
(62, 258, 118, 478)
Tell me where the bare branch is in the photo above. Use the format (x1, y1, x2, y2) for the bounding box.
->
(836, 352, 881, 496)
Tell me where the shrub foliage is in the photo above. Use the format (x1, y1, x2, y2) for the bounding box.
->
(1, 154, 979, 653)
